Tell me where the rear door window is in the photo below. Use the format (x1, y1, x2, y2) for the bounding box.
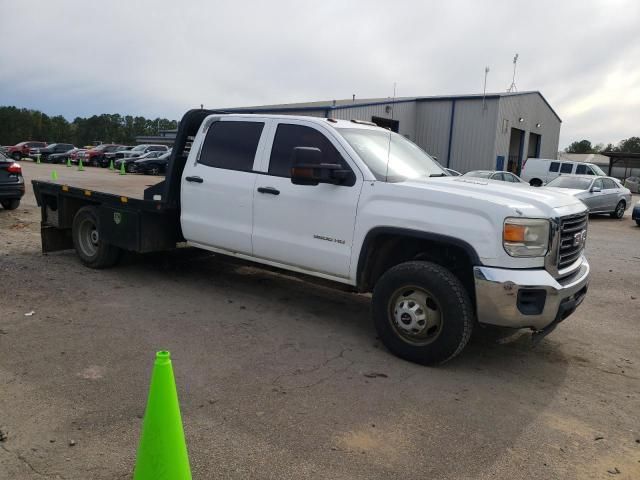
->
(603, 178, 617, 189)
(549, 162, 560, 172)
(199, 121, 264, 171)
(491, 172, 505, 181)
(560, 163, 573, 174)
(576, 164, 587, 174)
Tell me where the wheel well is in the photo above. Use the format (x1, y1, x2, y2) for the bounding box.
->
(357, 231, 477, 300)
(530, 178, 542, 186)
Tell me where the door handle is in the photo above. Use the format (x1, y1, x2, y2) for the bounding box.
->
(257, 186, 280, 195)
(185, 176, 203, 183)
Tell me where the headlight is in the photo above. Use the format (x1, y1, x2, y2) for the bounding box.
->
(503, 218, 550, 257)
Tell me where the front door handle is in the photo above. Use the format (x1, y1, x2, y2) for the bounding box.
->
(257, 187, 280, 195)
(185, 176, 203, 183)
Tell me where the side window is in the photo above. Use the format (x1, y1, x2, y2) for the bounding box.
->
(505, 173, 517, 182)
(269, 124, 347, 177)
(199, 121, 264, 171)
(593, 179, 603, 190)
(492, 172, 505, 181)
(576, 164, 586, 174)
(560, 163, 573, 174)
(549, 162, 560, 173)
(603, 179, 617, 189)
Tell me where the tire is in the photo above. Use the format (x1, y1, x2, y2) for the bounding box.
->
(611, 201, 625, 219)
(127, 164, 136, 173)
(72, 206, 121, 268)
(529, 178, 542, 187)
(1, 199, 20, 210)
(150, 167, 159, 176)
(11, 152, 20, 161)
(636, 219, 640, 227)
(372, 261, 474, 365)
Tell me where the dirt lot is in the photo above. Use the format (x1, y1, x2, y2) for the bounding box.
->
(1, 162, 639, 479)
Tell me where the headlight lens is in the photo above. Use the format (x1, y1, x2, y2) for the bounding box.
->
(503, 218, 550, 257)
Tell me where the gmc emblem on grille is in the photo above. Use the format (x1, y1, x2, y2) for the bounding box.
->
(573, 229, 587, 247)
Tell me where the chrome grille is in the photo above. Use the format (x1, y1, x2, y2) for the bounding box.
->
(558, 213, 588, 269)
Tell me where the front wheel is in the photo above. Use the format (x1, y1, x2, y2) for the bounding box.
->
(11, 152, 20, 161)
(529, 178, 542, 187)
(72, 206, 121, 268)
(372, 261, 474, 365)
(611, 201, 625, 219)
(1, 199, 20, 210)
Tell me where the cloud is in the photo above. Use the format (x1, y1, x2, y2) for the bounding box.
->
(0, 0, 638, 148)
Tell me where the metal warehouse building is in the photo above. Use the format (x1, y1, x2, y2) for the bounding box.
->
(221, 91, 561, 175)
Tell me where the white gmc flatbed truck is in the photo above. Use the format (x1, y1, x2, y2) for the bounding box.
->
(33, 109, 590, 365)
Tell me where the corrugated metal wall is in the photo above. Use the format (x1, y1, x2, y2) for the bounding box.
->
(330, 101, 417, 141)
(494, 93, 561, 168)
(414, 101, 453, 163)
(448, 99, 500, 172)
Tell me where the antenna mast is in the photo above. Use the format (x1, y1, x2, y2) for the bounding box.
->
(507, 53, 519, 92)
(482, 66, 490, 110)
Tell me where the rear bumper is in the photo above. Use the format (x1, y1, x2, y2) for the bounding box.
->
(473, 256, 590, 330)
(0, 182, 25, 199)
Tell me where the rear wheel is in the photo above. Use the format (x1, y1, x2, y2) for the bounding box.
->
(11, 152, 20, 161)
(72, 206, 121, 268)
(127, 163, 136, 173)
(529, 178, 542, 187)
(1, 199, 20, 210)
(611, 201, 625, 219)
(372, 261, 474, 365)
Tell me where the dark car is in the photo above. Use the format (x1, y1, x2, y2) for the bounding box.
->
(30, 143, 76, 162)
(6, 141, 47, 160)
(103, 146, 134, 165)
(116, 150, 166, 173)
(48, 147, 80, 164)
(0, 152, 25, 210)
(133, 150, 171, 175)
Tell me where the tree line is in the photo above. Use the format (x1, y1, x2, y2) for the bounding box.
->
(0, 106, 178, 147)
(565, 137, 640, 154)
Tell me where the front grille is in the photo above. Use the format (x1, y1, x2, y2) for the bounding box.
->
(558, 213, 588, 269)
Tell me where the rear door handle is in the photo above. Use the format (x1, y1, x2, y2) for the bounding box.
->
(257, 186, 280, 195)
(185, 176, 203, 183)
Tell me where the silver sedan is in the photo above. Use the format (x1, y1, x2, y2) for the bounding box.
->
(545, 175, 633, 219)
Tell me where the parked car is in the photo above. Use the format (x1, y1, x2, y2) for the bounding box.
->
(116, 150, 166, 172)
(29, 143, 76, 162)
(69, 149, 87, 165)
(133, 150, 171, 175)
(6, 141, 47, 160)
(81, 144, 123, 167)
(103, 146, 134, 165)
(463, 170, 526, 184)
(48, 147, 80, 164)
(0, 152, 25, 210)
(623, 176, 640, 194)
(521, 158, 606, 187)
(632, 201, 640, 226)
(33, 111, 591, 365)
(444, 168, 461, 176)
(118, 144, 169, 160)
(544, 175, 632, 218)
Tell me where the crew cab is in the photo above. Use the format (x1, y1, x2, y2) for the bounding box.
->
(32, 110, 590, 365)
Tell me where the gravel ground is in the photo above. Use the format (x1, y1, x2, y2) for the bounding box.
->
(1, 162, 639, 479)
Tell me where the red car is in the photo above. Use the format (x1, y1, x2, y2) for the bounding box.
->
(81, 144, 123, 167)
(6, 141, 47, 160)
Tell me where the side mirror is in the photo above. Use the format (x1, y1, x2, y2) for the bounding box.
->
(290, 147, 351, 186)
(591, 186, 601, 193)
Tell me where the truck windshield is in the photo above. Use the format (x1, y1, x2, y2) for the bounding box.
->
(338, 128, 446, 182)
(546, 177, 592, 190)
(589, 164, 606, 176)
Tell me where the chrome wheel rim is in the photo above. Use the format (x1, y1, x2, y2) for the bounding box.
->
(616, 203, 624, 217)
(388, 286, 443, 345)
(77, 217, 98, 258)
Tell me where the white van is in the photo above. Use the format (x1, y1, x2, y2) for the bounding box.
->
(520, 158, 606, 186)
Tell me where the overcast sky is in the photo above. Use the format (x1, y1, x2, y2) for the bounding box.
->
(1, 0, 638, 148)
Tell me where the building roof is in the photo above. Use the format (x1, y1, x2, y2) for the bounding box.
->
(221, 91, 561, 122)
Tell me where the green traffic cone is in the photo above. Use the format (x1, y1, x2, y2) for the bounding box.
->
(133, 351, 191, 480)
(120, 160, 126, 175)
(78, 159, 84, 171)
(36, 154, 41, 164)
(109, 159, 115, 171)
(51, 170, 58, 181)
(66, 157, 71, 167)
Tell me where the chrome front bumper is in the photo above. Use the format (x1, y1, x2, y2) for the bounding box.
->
(473, 256, 590, 330)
